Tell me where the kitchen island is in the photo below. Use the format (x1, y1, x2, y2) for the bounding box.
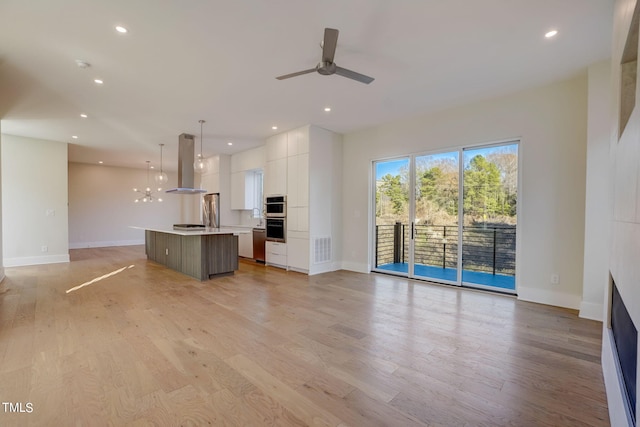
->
(134, 227, 248, 280)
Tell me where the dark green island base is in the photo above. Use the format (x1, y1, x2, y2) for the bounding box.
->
(144, 230, 239, 280)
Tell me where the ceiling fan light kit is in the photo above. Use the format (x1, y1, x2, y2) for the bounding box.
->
(276, 28, 374, 84)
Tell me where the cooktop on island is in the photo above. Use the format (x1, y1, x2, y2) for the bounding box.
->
(173, 224, 206, 231)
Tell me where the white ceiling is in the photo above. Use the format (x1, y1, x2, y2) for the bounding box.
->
(0, 0, 613, 171)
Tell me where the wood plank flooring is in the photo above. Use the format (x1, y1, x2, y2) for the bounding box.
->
(0, 246, 609, 426)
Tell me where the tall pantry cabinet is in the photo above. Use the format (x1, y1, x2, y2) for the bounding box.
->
(263, 125, 342, 275)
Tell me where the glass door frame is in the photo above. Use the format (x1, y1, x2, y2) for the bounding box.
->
(460, 140, 519, 294)
(371, 149, 463, 286)
(371, 139, 520, 294)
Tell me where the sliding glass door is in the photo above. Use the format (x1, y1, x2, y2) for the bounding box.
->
(373, 158, 411, 275)
(373, 142, 518, 293)
(413, 151, 459, 283)
(461, 145, 517, 291)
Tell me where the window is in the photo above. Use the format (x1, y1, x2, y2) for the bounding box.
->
(252, 169, 264, 217)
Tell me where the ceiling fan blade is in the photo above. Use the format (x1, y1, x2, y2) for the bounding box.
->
(334, 66, 375, 84)
(275, 68, 316, 80)
(322, 28, 339, 63)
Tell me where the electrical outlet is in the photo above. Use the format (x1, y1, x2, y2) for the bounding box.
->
(550, 273, 559, 285)
(45, 209, 55, 217)
(41, 245, 48, 252)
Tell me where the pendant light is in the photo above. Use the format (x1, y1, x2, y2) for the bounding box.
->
(155, 143, 168, 188)
(134, 161, 163, 203)
(194, 119, 207, 174)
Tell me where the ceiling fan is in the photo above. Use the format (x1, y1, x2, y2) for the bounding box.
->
(276, 28, 375, 85)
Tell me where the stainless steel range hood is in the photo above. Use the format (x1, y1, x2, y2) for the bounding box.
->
(166, 133, 207, 194)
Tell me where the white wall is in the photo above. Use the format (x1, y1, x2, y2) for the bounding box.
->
(581, 60, 613, 321)
(2, 134, 69, 266)
(342, 74, 589, 310)
(68, 162, 189, 248)
(603, 1, 640, 425)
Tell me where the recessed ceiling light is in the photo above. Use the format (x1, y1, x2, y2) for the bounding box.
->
(94, 79, 104, 85)
(324, 107, 331, 112)
(227, 142, 233, 146)
(115, 26, 128, 34)
(272, 126, 278, 130)
(80, 113, 88, 118)
(545, 30, 558, 38)
(98, 161, 104, 164)
(150, 165, 155, 169)
(72, 135, 78, 139)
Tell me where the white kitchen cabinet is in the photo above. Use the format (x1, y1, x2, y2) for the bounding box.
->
(266, 133, 288, 161)
(231, 146, 265, 172)
(265, 158, 287, 196)
(266, 241, 287, 268)
(287, 127, 309, 156)
(287, 237, 309, 272)
(230, 171, 256, 210)
(287, 158, 298, 207)
(238, 231, 253, 258)
(286, 153, 308, 208)
(287, 206, 308, 233)
(262, 125, 341, 275)
(298, 153, 309, 206)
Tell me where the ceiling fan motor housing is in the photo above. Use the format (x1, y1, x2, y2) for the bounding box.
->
(317, 61, 337, 75)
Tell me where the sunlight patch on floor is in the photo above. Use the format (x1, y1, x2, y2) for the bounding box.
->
(66, 265, 135, 293)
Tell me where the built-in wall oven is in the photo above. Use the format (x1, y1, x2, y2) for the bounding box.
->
(265, 195, 286, 217)
(265, 195, 286, 242)
(265, 218, 286, 242)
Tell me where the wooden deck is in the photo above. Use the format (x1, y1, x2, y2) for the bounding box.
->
(0, 245, 609, 425)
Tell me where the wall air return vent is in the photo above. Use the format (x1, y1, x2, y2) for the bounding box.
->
(313, 237, 331, 264)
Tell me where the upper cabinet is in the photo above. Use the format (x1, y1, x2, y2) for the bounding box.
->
(264, 133, 288, 195)
(266, 133, 288, 161)
(265, 158, 287, 195)
(287, 127, 309, 157)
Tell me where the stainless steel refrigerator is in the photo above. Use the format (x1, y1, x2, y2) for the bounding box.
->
(202, 192, 220, 228)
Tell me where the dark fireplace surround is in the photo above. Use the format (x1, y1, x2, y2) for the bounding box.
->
(611, 281, 637, 425)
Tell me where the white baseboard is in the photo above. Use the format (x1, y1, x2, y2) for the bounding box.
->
(4, 254, 70, 267)
(308, 261, 342, 276)
(288, 266, 310, 274)
(579, 301, 604, 321)
(340, 261, 370, 274)
(517, 286, 581, 310)
(69, 239, 144, 249)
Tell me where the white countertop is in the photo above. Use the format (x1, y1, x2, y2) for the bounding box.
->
(131, 226, 250, 236)
(221, 224, 265, 229)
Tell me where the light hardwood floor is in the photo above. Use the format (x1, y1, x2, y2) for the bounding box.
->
(0, 246, 609, 426)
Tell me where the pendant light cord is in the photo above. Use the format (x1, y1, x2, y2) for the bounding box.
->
(199, 119, 205, 158)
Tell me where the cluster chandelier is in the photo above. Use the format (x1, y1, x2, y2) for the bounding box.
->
(134, 161, 163, 203)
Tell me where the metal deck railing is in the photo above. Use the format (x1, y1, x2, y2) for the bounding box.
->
(375, 223, 516, 277)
